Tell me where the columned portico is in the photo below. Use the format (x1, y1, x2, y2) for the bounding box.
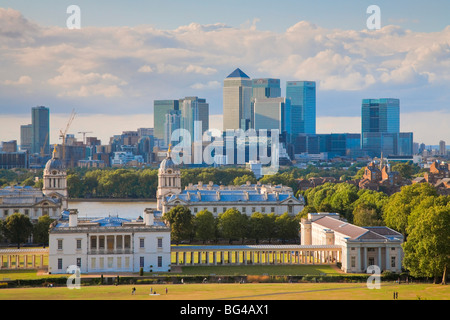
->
(171, 245, 342, 267)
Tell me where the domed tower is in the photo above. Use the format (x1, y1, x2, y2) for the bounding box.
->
(43, 145, 68, 209)
(156, 145, 181, 211)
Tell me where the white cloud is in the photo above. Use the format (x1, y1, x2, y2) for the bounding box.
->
(0, 8, 449, 144)
(3, 75, 32, 85)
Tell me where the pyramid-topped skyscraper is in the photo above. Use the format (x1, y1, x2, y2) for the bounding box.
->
(223, 68, 252, 131)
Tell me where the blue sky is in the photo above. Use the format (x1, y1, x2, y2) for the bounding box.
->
(3, 0, 450, 32)
(0, 1, 449, 145)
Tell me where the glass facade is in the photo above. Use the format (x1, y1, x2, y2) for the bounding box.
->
(154, 100, 179, 140)
(361, 98, 400, 134)
(286, 81, 316, 137)
(31, 106, 50, 155)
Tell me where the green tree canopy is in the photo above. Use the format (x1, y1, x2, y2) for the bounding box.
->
(194, 209, 216, 243)
(383, 183, 438, 237)
(162, 205, 194, 244)
(33, 215, 55, 245)
(217, 208, 247, 244)
(402, 199, 450, 284)
(3, 213, 33, 248)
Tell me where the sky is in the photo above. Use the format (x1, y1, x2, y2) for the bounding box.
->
(0, 0, 449, 146)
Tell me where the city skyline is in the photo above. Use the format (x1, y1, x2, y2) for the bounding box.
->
(0, 3, 449, 145)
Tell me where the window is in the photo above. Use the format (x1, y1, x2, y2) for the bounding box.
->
(213, 207, 217, 214)
(223, 207, 227, 213)
(351, 256, 356, 268)
(91, 258, 96, 269)
(252, 207, 256, 213)
(24, 209, 29, 216)
(3, 209, 8, 217)
(76, 239, 82, 250)
(140, 238, 145, 248)
(157, 238, 163, 248)
(117, 257, 122, 269)
(58, 258, 63, 270)
(391, 256, 396, 268)
(140, 256, 144, 268)
(158, 256, 162, 268)
(261, 207, 265, 213)
(57, 239, 63, 250)
(369, 257, 375, 266)
(271, 207, 275, 213)
(368, 248, 375, 252)
(242, 207, 246, 213)
(193, 207, 198, 213)
(76, 258, 81, 268)
(108, 257, 113, 268)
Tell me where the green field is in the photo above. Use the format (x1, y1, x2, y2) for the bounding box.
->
(0, 282, 448, 300)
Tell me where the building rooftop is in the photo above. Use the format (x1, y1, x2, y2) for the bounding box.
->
(226, 68, 250, 79)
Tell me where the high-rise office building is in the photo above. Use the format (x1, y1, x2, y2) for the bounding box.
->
(223, 68, 252, 131)
(253, 97, 290, 135)
(439, 140, 446, 156)
(286, 81, 316, 136)
(31, 106, 50, 155)
(20, 124, 32, 152)
(361, 98, 400, 134)
(164, 110, 181, 147)
(361, 99, 413, 157)
(179, 96, 209, 143)
(252, 78, 281, 99)
(153, 100, 179, 141)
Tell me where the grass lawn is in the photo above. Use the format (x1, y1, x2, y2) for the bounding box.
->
(0, 282, 448, 300)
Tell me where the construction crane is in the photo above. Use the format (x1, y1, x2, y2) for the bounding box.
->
(78, 131, 93, 145)
(40, 132, 49, 157)
(59, 109, 76, 162)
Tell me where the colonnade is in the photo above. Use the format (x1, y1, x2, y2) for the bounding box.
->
(0, 249, 48, 269)
(171, 245, 342, 266)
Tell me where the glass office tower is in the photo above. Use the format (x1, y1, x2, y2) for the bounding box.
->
(361, 98, 400, 134)
(153, 100, 179, 141)
(286, 81, 316, 137)
(31, 106, 50, 155)
(223, 68, 252, 131)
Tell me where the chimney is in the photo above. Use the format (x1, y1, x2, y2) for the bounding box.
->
(144, 208, 154, 226)
(69, 209, 78, 227)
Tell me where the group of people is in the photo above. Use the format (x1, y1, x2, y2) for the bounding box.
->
(131, 286, 168, 295)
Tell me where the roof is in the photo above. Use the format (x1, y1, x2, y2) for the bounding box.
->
(226, 68, 250, 79)
(166, 190, 302, 204)
(312, 216, 403, 242)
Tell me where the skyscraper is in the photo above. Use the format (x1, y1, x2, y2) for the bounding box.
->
(20, 124, 32, 152)
(286, 81, 316, 136)
(31, 106, 50, 155)
(223, 68, 252, 131)
(253, 97, 290, 134)
(179, 96, 209, 143)
(361, 98, 400, 134)
(361, 98, 412, 157)
(153, 100, 179, 141)
(252, 78, 281, 99)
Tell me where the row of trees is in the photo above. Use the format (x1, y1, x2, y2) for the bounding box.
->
(163, 206, 299, 245)
(0, 213, 54, 248)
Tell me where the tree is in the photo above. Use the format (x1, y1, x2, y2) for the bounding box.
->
(194, 209, 216, 243)
(391, 162, 420, 180)
(3, 213, 33, 248)
(403, 202, 450, 284)
(383, 183, 438, 237)
(217, 208, 247, 244)
(33, 215, 54, 245)
(352, 203, 383, 226)
(275, 213, 299, 243)
(248, 212, 271, 244)
(163, 205, 194, 245)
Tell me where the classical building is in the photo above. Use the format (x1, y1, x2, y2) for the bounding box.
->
(0, 147, 68, 221)
(157, 149, 304, 216)
(301, 212, 403, 273)
(48, 208, 171, 274)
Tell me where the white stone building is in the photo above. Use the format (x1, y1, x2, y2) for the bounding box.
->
(0, 147, 68, 221)
(301, 213, 404, 273)
(157, 149, 304, 216)
(48, 208, 171, 274)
